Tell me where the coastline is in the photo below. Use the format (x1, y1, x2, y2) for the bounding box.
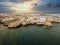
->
(0, 13, 60, 28)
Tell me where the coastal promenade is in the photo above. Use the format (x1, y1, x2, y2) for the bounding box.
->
(0, 13, 60, 28)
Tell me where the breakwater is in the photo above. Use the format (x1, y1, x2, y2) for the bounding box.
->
(0, 13, 60, 28)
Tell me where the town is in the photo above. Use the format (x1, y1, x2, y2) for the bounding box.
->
(0, 13, 60, 28)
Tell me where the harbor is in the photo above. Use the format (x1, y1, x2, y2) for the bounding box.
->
(0, 13, 60, 28)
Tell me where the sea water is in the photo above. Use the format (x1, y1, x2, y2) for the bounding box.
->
(0, 23, 60, 45)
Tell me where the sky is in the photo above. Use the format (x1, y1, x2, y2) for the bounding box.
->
(0, 0, 60, 13)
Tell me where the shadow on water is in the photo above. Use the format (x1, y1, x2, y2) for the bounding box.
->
(0, 23, 60, 45)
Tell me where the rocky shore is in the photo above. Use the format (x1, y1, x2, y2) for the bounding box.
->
(0, 13, 60, 28)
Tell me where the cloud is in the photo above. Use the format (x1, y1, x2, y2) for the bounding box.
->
(0, 0, 43, 13)
(0, 0, 33, 3)
(0, 0, 40, 11)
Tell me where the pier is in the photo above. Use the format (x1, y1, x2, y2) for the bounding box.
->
(0, 13, 60, 28)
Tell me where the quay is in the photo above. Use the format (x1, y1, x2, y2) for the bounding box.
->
(0, 13, 60, 28)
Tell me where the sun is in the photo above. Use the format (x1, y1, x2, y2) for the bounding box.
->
(9, 0, 41, 13)
(16, 2, 34, 13)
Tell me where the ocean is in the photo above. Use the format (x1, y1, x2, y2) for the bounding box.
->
(0, 23, 60, 45)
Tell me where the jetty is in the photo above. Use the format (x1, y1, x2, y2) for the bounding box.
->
(0, 13, 60, 28)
